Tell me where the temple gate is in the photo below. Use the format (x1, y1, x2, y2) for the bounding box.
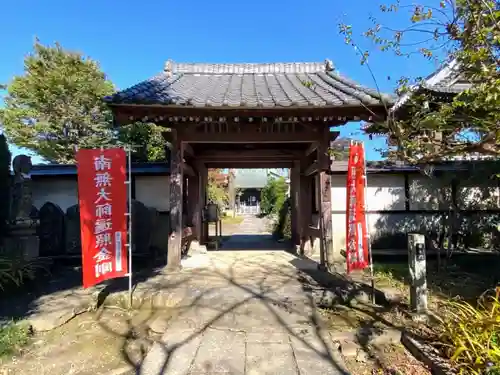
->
(105, 60, 390, 271)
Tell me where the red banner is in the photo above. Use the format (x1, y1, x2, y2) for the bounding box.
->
(76, 148, 128, 288)
(346, 143, 370, 273)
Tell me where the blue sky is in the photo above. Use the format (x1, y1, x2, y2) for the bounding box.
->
(0, 0, 443, 163)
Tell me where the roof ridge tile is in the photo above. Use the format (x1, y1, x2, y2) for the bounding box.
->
(165, 61, 331, 74)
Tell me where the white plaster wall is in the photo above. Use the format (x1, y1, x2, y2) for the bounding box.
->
(31, 175, 171, 213)
(330, 174, 405, 250)
(330, 175, 347, 211)
(330, 173, 500, 251)
(408, 174, 451, 210)
(330, 174, 405, 212)
(135, 175, 170, 211)
(32, 179, 79, 212)
(365, 174, 405, 211)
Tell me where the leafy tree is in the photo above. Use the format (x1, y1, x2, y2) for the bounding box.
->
(329, 137, 355, 161)
(207, 169, 229, 211)
(260, 176, 288, 216)
(117, 122, 166, 162)
(0, 40, 115, 163)
(0, 134, 11, 239)
(0, 41, 167, 164)
(340, 0, 500, 163)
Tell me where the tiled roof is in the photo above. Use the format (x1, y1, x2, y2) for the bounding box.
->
(234, 168, 288, 188)
(105, 60, 394, 108)
(391, 59, 471, 111)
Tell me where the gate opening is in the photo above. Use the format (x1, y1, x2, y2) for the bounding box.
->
(205, 168, 291, 251)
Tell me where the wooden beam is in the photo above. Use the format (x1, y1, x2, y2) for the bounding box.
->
(305, 142, 319, 156)
(197, 149, 302, 159)
(194, 162, 208, 244)
(183, 142, 195, 157)
(305, 161, 319, 176)
(180, 130, 322, 143)
(109, 103, 388, 126)
(201, 157, 294, 165)
(161, 130, 173, 141)
(329, 131, 341, 142)
(205, 161, 293, 169)
(187, 172, 201, 243)
(183, 162, 195, 177)
(166, 129, 183, 271)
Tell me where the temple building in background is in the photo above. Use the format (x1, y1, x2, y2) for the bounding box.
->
(233, 169, 289, 214)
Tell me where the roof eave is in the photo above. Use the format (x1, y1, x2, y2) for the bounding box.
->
(105, 101, 391, 111)
(389, 58, 467, 114)
(106, 102, 393, 127)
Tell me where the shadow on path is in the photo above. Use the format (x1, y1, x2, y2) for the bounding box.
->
(134, 251, 351, 375)
(219, 234, 291, 251)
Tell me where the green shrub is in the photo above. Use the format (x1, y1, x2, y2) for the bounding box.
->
(0, 321, 31, 357)
(436, 287, 500, 374)
(261, 176, 288, 216)
(273, 197, 292, 240)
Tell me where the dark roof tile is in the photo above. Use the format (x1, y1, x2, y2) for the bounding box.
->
(105, 60, 394, 108)
(391, 59, 472, 111)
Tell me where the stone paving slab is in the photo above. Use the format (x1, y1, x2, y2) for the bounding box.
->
(140, 325, 348, 375)
(245, 331, 289, 343)
(290, 329, 349, 375)
(190, 329, 245, 374)
(140, 328, 203, 375)
(246, 342, 297, 375)
(139, 219, 349, 375)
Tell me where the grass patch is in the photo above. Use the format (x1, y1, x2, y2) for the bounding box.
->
(435, 288, 500, 374)
(221, 216, 244, 225)
(370, 259, 500, 374)
(372, 259, 496, 304)
(0, 321, 31, 357)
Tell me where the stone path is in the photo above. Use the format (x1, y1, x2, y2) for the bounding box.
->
(220, 215, 286, 251)
(233, 216, 270, 235)
(139, 251, 349, 375)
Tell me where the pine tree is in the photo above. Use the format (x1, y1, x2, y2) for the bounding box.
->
(0, 134, 11, 238)
(0, 41, 115, 163)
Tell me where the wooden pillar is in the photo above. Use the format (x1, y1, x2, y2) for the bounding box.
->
(165, 129, 183, 270)
(290, 160, 301, 248)
(188, 169, 201, 242)
(299, 173, 310, 255)
(318, 129, 334, 271)
(198, 163, 208, 244)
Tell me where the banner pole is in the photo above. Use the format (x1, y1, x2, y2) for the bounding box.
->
(360, 142, 375, 303)
(127, 146, 133, 309)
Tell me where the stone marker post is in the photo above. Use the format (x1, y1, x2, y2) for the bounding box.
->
(408, 233, 427, 315)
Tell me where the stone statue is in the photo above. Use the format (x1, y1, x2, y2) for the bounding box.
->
(10, 155, 34, 223)
(5, 154, 39, 260)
